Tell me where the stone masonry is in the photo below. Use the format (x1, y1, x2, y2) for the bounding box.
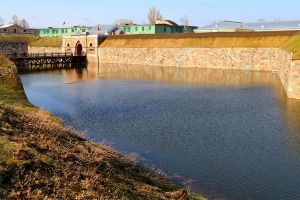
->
(28, 46, 62, 54)
(0, 42, 28, 56)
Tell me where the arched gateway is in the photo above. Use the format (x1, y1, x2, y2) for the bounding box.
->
(75, 41, 82, 56)
(62, 32, 107, 62)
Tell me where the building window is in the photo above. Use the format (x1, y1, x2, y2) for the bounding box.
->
(149, 26, 152, 30)
(142, 27, 144, 31)
(163, 27, 167, 32)
(14, 29, 17, 34)
(89, 42, 93, 50)
(3, 29, 6, 32)
(128, 27, 131, 32)
(135, 27, 138, 32)
(23, 30, 26, 32)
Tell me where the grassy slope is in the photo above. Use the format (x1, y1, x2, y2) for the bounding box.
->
(0, 57, 27, 105)
(0, 64, 206, 199)
(0, 35, 62, 47)
(101, 31, 300, 59)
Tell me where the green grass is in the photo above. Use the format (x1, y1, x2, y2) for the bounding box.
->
(0, 35, 62, 47)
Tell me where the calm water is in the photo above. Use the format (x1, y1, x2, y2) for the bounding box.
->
(20, 65, 300, 200)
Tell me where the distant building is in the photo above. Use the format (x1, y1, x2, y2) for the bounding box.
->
(121, 19, 198, 35)
(89, 24, 124, 35)
(195, 20, 300, 33)
(245, 20, 300, 31)
(35, 26, 93, 37)
(194, 21, 253, 33)
(0, 24, 33, 35)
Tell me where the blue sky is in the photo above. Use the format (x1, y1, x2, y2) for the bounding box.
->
(1, 0, 300, 28)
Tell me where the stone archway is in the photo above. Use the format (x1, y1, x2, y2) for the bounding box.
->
(75, 41, 82, 55)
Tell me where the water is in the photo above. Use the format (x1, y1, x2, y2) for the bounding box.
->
(20, 65, 300, 200)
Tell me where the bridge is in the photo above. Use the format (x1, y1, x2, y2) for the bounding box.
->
(8, 53, 87, 71)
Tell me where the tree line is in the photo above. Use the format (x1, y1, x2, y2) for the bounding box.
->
(0, 14, 29, 29)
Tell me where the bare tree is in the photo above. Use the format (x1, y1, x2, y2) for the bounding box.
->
(19, 19, 29, 28)
(147, 6, 162, 24)
(10, 14, 19, 25)
(115, 18, 133, 26)
(181, 15, 189, 32)
(8, 15, 30, 28)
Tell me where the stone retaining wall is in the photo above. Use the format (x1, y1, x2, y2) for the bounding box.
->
(98, 47, 286, 70)
(0, 43, 62, 56)
(0, 42, 28, 56)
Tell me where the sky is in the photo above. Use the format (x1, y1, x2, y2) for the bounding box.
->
(0, 0, 300, 28)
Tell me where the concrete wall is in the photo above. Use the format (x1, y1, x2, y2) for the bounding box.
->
(97, 47, 300, 99)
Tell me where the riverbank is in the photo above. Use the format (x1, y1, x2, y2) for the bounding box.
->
(0, 62, 205, 199)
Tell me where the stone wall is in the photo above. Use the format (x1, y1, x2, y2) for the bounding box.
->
(0, 42, 28, 56)
(288, 60, 300, 99)
(97, 47, 300, 99)
(28, 46, 62, 54)
(98, 47, 286, 71)
(0, 43, 62, 56)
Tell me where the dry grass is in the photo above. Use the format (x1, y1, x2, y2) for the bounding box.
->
(0, 104, 186, 199)
(0, 55, 13, 68)
(0, 35, 62, 47)
(0, 63, 206, 199)
(0, 63, 28, 105)
(0, 35, 37, 44)
(29, 37, 62, 47)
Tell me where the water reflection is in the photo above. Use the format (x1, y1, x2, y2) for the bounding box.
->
(20, 65, 300, 200)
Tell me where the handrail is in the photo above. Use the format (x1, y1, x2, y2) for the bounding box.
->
(6, 53, 76, 59)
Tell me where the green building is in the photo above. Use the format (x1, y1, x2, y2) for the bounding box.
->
(121, 19, 198, 35)
(35, 26, 93, 37)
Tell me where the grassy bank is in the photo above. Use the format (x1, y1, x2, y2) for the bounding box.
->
(0, 35, 62, 47)
(0, 63, 206, 199)
(101, 31, 300, 59)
